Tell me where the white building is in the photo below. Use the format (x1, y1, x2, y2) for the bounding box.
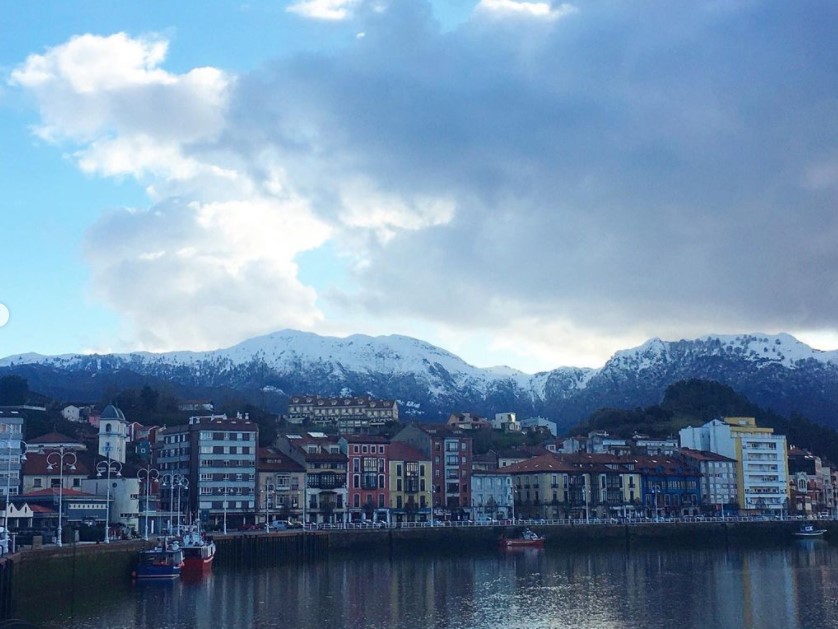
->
(470, 472, 513, 520)
(492, 413, 520, 432)
(98, 405, 130, 464)
(680, 417, 789, 513)
(81, 476, 141, 533)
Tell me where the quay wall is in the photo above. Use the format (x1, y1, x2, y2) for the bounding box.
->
(1, 521, 835, 619)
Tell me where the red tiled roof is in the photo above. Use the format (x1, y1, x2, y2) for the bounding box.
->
(22, 452, 91, 476)
(21, 488, 97, 498)
(387, 442, 427, 462)
(257, 448, 305, 473)
(26, 432, 81, 445)
(29, 504, 56, 514)
(679, 448, 736, 463)
(500, 453, 575, 474)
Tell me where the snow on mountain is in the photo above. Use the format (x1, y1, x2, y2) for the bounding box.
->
(4, 330, 838, 428)
(605, 332, 838, 372)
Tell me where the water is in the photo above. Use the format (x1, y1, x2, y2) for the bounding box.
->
(19, 541, 838, 629)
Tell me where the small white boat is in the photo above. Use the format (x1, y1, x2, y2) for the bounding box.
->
(794, 523, 826, 538)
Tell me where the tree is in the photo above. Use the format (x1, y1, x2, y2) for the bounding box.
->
(140, 385, 159, 412)
(0, 375, 28, 405)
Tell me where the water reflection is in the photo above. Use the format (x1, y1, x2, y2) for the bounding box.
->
(24, 541, 838, 629)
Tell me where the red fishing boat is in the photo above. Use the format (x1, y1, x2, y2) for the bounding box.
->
(500, 528, 545, 549)
(180, 526, 216, 574)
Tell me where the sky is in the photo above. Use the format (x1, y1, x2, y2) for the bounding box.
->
(2, 0, 838, 374)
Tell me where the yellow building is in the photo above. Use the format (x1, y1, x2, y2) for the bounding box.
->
(388, 442, 432, 523)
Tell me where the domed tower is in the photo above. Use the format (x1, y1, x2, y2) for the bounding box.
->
(98, 404, 129, 464)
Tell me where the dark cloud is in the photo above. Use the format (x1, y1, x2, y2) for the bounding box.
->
(221, 1, 838, 335)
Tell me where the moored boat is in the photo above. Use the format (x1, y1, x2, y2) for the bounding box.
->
(501, 528, 545, 549)
(180, 526, 216, 574)
(133, 541, 184, 581)
(794, 523, 826, 538)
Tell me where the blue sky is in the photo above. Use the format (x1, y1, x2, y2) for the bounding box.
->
(2, 1, 838, 373)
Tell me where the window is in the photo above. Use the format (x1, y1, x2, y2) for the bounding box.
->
(33, 478, 42, 488)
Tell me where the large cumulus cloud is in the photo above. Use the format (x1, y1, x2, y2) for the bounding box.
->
(10, 1, 838, 367)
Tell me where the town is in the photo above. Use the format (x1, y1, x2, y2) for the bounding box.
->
(0, 390, 830, 552)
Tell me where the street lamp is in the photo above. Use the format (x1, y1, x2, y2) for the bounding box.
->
(46, 447, 77, 547)
(96, 456, 122, 544)
(161, 474, 188, 536)
(264, 481, 275, 532)
(137, 465, 159, 541)
(222, 486, 231, 534)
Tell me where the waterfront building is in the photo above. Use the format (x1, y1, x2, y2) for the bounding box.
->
(392, 424, 473, 519)
(787, 447, 831, 516)
(285, 396, 398, 433)
(256, 447, 305, 526)
(16, 487, 107, 536)
(0, 410, 25, 503)
(562, 453, 643, 518)
(679, 448, 738, 514)
(470, 471, 513, 520)
(339, 435, 390, 523)
(21, 434, 89, 494)
(502, 454, 579, 520)
(276, 433, 348, 524)
(387, 442, 431, 523)
(680, 417, 790, 514)
(156, 414, 259, 530)
(632, 455, 701, 517)
(80, 475, 140, 533)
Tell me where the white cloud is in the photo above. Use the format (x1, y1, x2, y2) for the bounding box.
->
(475, 0, 577, 21)
(10, 32, 231, 183)
(287, 0, 360, 21)
(85, 196, 332, 351)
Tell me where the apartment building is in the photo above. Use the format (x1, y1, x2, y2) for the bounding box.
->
(680, 417, 789, 513)
(276, 432, 348, 524)
(388, 442, 431, 523)
(156, 414, 259, 530)
(286, 396, 398, 433)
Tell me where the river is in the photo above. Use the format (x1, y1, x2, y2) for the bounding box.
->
(19, 540, 838, 629)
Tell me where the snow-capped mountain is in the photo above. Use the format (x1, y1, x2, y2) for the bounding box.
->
(3, 330, 838, 432)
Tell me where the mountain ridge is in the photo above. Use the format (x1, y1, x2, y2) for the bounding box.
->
(3, 330, 838, 433)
